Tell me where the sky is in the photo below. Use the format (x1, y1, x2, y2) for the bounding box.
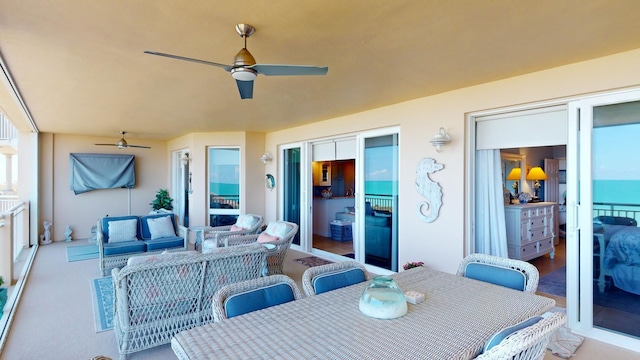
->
(593, 123, 640, 180)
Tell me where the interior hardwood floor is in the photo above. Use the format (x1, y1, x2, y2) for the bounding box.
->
(530, 236, 567, 307)
(312, 234, 354, 256)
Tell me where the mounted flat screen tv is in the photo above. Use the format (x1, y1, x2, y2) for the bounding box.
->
(69, 153, 135, 194)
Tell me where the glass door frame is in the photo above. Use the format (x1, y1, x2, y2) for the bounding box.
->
(278, 142, 309, 252)
(567, 88, 640, 351)
(356, 126, 400, 274)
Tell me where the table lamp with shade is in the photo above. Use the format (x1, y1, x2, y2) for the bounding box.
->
(506, 167, 521, 194)
(526, 166, 548, 201)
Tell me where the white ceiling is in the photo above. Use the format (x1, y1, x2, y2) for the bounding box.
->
(2, 0, 640, 141)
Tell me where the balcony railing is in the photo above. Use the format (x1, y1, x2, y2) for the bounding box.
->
(0, 114, 18, 141)
(593, 202, 640, 223)
(364, 194, 394, 213)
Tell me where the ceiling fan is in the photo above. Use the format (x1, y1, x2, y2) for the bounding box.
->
(95, 131, 151, 149)
(144, 23, 329, 99)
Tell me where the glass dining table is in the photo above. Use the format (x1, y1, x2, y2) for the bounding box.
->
(171, 266, 555, 360)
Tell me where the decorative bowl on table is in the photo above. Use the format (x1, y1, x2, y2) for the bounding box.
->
(359, 275, 407, 319)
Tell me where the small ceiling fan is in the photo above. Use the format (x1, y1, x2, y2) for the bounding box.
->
(95, 131, 151, 149)
(144, 23, 328, 99)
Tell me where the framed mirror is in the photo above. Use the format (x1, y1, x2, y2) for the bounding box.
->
(501, 153, 526, 198)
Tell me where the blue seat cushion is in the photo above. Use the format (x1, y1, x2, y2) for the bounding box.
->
(483, 316, 543, 352)
(464, 262, 527, 291)
(140, 214, 177, 240)
(101, 215, 140, 242)
(224, 283, 296, 318)
(144, 236, 184, 251)
(312, 268, 366, 295)
(102, 240, 147, 256)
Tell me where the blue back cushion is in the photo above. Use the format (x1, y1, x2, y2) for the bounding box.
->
(224, 283, 295, 319)
(465, 263, 527, 291)
(312, 268, 366, 295)
(140, 214, 176, 240)
(483, 316, 543, 352)
(101, 215, 139, 242)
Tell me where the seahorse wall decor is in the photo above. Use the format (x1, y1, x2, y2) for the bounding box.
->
(415, 157, 445, 223)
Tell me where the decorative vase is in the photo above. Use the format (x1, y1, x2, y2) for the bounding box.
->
(359, 276, 407, 319)
(321, 188, 332, 199)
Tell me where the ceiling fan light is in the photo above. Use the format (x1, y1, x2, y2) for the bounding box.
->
(231, 68, 257, 81)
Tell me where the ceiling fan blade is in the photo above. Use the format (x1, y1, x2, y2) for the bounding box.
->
(251, 64, 328, 76)
(144, 51, 233, 71)
(126, 145, 152, 149)
(236, 80, 254, 99)
(94, 143, 117, 146)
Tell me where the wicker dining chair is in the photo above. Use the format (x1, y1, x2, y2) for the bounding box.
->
(211, 274, 303, 321)
(214, 221, 299, 275)
(301, 260, 371, 297)
(456, 253, 540, 293)
(474, 312, 567, 360)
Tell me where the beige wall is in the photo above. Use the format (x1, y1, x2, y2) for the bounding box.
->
(43, 133, 167, 241)
(167, 132, 265, 228)
(265, 48, 640, 273)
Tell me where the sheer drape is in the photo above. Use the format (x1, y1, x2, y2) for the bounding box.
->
(474, 149, 508, 256)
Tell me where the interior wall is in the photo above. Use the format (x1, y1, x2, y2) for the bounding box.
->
(45, 133, 166, 241)
(167, 131, 265, 228)
(265, 48, 640, 273)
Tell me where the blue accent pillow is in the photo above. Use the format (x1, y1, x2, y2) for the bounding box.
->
(224, 283, 295, 318)
(312, 268, 366, 295)
(483, 316, 543, 352)
(465, 262, 527, 291)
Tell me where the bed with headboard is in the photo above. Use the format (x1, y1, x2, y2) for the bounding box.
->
(593, 216, 640, 294)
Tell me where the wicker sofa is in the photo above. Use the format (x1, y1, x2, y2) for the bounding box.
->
(111, 243, 268, 359)
(97, 213, 188, 276)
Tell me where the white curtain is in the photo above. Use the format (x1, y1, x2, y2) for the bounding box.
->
(474, 149, 508, 256)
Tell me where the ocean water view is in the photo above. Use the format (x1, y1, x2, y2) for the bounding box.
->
(593, 180, 640, 205)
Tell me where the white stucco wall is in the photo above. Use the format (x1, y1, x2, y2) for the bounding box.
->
(265, 48, 640, 273)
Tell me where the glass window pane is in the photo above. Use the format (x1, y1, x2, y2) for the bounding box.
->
(592, 100, 640, 338)
(208, 147, 240, 226)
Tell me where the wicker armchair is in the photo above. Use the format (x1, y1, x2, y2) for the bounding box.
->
(111, 243, 267, 360)
(456, 253, 540, 293)
(301, 260, 371, 296)
(203, 214, 263, 241)
(474, 312, 567, 360)
(212, 275, 303, 321)
(215, 221, 299, 275)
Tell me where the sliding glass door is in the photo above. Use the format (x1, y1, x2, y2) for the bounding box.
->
(282, 146, 302, 246)
(568, 90, 640, 348)
(358, 129, 399, 272)
(208, 147, 240, 226)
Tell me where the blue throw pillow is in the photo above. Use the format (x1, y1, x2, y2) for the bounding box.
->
(312, 268, 366, 295)
(224, 283, 295, 318)
(483, 316, 543, 352)
(464, 262, 527, 291)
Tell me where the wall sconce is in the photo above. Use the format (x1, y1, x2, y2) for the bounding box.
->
(260, 151, 272, 165)
(180, 152, 191, 165)
(429, 127, 451, 152)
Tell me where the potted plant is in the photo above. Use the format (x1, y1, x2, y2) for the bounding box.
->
(150, 189, 173, 211)
(0, 276, 6, 315)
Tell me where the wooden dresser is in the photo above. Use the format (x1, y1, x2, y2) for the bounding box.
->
(504, 202, 556, 261)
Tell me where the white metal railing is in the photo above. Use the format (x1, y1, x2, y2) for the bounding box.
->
(0, 201, 29, 283)
(0, 113, 18, 141)
(0, 198, 19, 213)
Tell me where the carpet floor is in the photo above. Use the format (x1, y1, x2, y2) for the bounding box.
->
(538, 266, 566, 297)
(90, 276, 114, 332)
(66, 244, 99, 262)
